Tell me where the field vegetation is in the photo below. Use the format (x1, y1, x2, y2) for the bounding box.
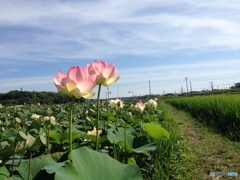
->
(165, 94, 240, 141)
(1, 93, 240, 179)
(0, 97, 190, 179)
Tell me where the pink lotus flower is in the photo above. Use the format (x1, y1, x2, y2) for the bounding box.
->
(88, 60, 120, 86)
(135, 101, 145, 112)
(54, 66, 97, 98)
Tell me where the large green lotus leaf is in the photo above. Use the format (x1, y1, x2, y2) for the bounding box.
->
(49, 130, 79, 144)
(15, 134, 36, 153)
(80, 134, 108, 145)
(132, 143, 156, 154)
(14, 153, 62, 180)
(48, 131, 62, 144)
(3, 129, 15, 138)
(58, 131, 79, 144)
(0, 165, 10, 179)
(39, 128, 47, 145)
(117, 141, 133, 152)
(54, 147, 143, 180)
(31, 120, 41, 131)
(107, 127, 133, 144)
(107, 127, 134, 151)
(119, 136, 156, 155)
(0, 144, 14, 164)
(18, 131, 27, 140)
(108, 129, 156, 154)
(42, 162, 66, 174)
(142, 123, 170, 140)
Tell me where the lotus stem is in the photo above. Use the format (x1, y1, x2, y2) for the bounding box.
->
(115, 114, 118, 130)
(47, 125, 50, 154)
(69, 100, 74, 153)
(124, 123, 127, 164)
(27, 150, 32, 180)
(11, 147, 15, 176)
(0, 130, 3, 147)
(95, 84, 101, 151)
(18, 140, 26, 166)
(113, 138, 117, 160)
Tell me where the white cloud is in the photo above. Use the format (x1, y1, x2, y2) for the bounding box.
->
(0, 76, 53, 88)
(0, 0, 239, 65)
(0, 0, 240, 96)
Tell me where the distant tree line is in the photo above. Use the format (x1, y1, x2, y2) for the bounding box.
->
(231, 83, 240, 89)
(0, 90, 85, 106)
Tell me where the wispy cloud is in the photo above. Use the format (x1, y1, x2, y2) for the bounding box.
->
(1, 0, 240, 65)
(0, 0, 240, 95)
(0, 76, 53, 87)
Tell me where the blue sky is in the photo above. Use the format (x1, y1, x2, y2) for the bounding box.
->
(1, 0, 240, 99)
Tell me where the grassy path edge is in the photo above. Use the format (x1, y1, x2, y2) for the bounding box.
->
(163, 102, 240, 180)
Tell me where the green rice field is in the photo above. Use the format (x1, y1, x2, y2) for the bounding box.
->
(165, 94, 240, 141)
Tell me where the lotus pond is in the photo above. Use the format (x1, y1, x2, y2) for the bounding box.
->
(0, 98, 183, 180)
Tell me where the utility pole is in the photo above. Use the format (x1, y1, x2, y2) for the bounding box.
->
(184, 77, 188, 93)
(149, 80, 152, 98)
(117, 87, 119, 98)
(180, 87, 183, 94)
(107, 87, 110, 100)
(209, 82, 213, 91)
(190, 81, 192, 96)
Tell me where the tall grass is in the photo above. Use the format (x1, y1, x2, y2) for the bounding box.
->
(148, 100, 195, 180)
(165, 95, 240, 141)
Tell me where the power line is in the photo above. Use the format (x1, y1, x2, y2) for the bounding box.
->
(99, 72, 240, 97)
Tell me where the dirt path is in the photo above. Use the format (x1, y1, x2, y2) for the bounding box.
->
(165, 103, 240, 180)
